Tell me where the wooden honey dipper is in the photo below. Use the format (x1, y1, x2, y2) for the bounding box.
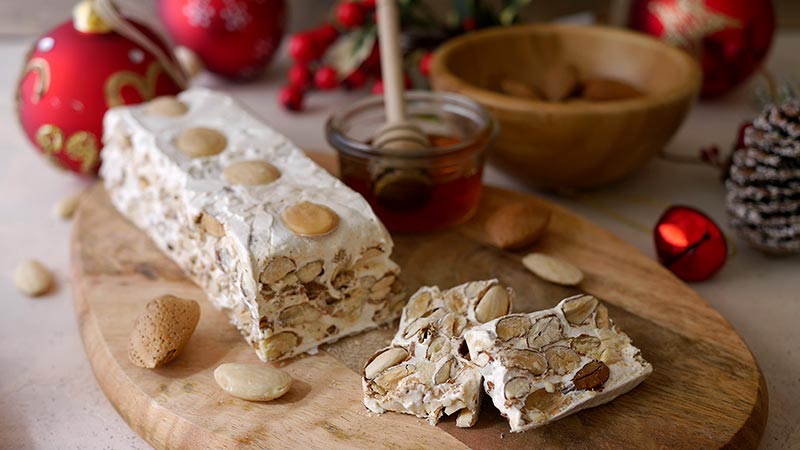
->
(372, 0, 430, 152)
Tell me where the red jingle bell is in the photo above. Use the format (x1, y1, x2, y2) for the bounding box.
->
(654, 206, 727, 282)
(16, 0, 184, 176)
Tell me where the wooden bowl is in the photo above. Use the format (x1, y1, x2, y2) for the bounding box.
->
(430, 24, 702, 189)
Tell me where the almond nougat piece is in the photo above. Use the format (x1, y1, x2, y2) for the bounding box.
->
(362, 280, 513, 427)
(464, 294, 652, 432)
(101, 89, 404, 361)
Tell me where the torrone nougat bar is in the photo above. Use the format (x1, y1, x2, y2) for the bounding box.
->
(464, 294, 652, 432)
(101, 89, 404, 361)
(362, 280, 513, 427)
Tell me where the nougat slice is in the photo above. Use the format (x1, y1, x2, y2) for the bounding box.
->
(465, 294, 652, 432)
(362, 280, 513, 427)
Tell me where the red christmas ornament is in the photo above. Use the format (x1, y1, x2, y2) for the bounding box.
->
(630, 0, 774, 98)
(16, 1, 183, 176)
(654, 206, 727, 282)
(158, 0, 286, 79)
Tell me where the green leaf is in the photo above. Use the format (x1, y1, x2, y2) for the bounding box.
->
(325, 26, 377, 78)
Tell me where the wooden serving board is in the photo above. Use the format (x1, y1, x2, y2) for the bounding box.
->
(71, 153, 767, 449)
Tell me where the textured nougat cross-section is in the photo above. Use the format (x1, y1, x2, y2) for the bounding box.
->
(464, 294, 652, 432)
(101, 89, 404, 361)
(362, 280, 513, 427)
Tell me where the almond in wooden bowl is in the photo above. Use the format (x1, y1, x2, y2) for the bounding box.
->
(430, 24, 701, 189)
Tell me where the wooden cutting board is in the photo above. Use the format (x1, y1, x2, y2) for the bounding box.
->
(70, 152, 767, 449)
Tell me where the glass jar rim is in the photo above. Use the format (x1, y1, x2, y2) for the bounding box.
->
(325, 90, 497, 159)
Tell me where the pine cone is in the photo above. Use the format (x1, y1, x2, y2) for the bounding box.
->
(726, 100, 800, 254)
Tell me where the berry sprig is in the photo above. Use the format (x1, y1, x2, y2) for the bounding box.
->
(279, 0, 532, 112)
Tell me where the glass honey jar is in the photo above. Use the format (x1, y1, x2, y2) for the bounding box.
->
(326, 91, 496, 233)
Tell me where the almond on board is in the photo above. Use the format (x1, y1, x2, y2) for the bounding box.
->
(485, 201, 552, 250)
(128, 295, 201, 369)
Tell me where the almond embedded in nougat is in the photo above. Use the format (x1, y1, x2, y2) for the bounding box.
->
(485, 202, 552, 250)
(128, 295, 201, 368)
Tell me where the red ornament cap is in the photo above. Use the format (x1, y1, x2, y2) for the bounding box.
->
(654, 205, 728, 282)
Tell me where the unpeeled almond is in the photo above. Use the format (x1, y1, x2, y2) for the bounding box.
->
(485, 201, 551, 250)
(128, 295, 200, 368)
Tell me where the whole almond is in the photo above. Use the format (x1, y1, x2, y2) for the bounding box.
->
(128, 295, 200, 368)
(53, 192, 82, 220)
(364, 347, 408, 379)
(281, 201, 339, 236)
(223, 160, 281, 185)
(582, 78, 643, 101)
(486, 202, 552, 250)
(14, 259, 53, 297)
(540, 63, 579, 101)
(499, 78, 541, 99)
(147, 96, 189, 117)
(475, 285, 511, 323)
(176, 127, 227, 157)
(522, 253, 584, 286)
(214, 363, 292, 401)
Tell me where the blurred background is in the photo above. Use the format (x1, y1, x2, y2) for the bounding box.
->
(1, 0, 797, 36)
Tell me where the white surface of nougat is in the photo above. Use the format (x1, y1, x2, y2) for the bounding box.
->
(101, 89, 403, 361)
(362, 280, 513, 427)
(464, 294, 652, 432)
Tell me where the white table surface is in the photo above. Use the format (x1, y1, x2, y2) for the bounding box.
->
(1, 32, 798, 449)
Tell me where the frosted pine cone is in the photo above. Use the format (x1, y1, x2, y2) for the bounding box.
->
(726, 100, 800, 254)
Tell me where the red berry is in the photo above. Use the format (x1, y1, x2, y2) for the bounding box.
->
(361, 0, 376, 8)
(279, 85, 304, 111)
(364, 44, 380, 70)
(371, 79, 384, 95)
(419, 51, 433, 77)
(288, 33, 319, 63)
(287, 64, 312, 90)
(311, 23, 339, 48)
(343, 67, 368, 89)
(336, 2, 366, 29)
(735, 121, 751, 150)
(314, 66, 339, 90)
(462, 17, 476, 31)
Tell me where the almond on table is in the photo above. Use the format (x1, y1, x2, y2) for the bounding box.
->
(14, 259, 53, 297)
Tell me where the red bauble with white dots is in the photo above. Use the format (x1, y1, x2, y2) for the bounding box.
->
(630, 0, 775, 98)
(16, 6, 183, 176)
(158, 0, 286, 79)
